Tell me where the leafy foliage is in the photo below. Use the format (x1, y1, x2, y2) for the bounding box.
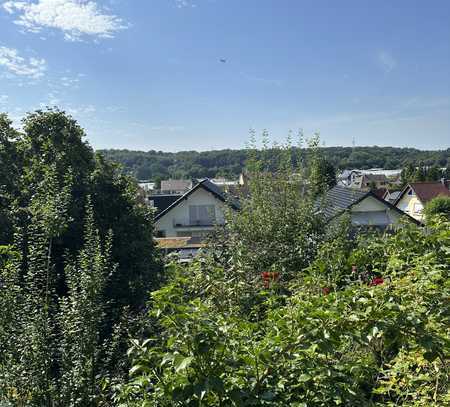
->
(423, 196, 450, 220)
(117, 141, 449, 405)
(0, 109, 161, 316)
(100, 146, 450, 180)
(120, 217, 450, 406)
(0, 109, 162, 406)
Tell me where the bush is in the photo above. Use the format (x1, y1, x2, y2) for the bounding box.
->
(424, 196, 450, 220)
(118, 157, 450, 405)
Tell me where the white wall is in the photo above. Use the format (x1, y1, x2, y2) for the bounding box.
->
(395, 189, 423, 221)
(155, 187, 228, 237)
(351, 195, 403, 225)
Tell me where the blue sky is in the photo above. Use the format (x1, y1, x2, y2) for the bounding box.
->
(0, 0, 449, 151)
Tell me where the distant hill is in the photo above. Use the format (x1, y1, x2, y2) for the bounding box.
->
(98, 146, 450, 181)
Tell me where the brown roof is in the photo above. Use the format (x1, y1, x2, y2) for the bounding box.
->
(362, 174, 389, 182)
(410, 182, 450, 204)
(373, 187, 389, 199)
(395, 181, 450, 206)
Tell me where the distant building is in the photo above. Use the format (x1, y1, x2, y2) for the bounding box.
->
(351, 173, 389, 190)
(337, 170, 358, 186)
(384, 190, 401, 204)
(394, 181, 450, 221)
(209, 178, 239, 187)
(138, 181, 156, 192)
(320, 185, 420, 229)
(160, 179, 193, 194)
(338, 169, 402, 188)
(372, 187, 389, 200)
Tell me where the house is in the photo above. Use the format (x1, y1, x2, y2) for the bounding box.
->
(393, 181, 450, 221)
(372, 187, 389, 200)
(138, 180, 155, 192)
(209, 178, 239, 187)
(351, 173, 389, 190)
(320, 185, 420, 228)
(337, 170, 359, 186)
(154, 179, 240, 240)
(160, 179, 193, 194)
(338, 169, 402, 188)
(384, 190, 401, 204)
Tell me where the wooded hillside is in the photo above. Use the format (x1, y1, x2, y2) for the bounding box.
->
(99, 146, 450, 180)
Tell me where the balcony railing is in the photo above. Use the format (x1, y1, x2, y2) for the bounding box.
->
(173, 218, 221, 227)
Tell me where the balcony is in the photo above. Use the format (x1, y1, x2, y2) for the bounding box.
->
(172, 218, 221, 228)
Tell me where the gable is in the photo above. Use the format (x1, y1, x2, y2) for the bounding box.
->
(155, 187, 226, 224)
(351, 195, 391, 212)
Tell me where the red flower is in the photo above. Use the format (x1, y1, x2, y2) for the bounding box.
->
(322, 287, 331, 295)
(370, 277, 384, 286)
(261, 272, 280, 288)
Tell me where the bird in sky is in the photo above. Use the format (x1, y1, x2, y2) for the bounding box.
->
(219, 58, 226, 63)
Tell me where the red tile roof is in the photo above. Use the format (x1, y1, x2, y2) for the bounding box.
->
(410, 181, 450, 204)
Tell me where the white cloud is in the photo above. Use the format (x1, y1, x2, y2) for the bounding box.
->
(377, 50, 397, 73)
(60, 75, 80, 87)
(66, 104, 96, 116)
(0, 46, 47, 78)
(175, 0, 196, 8)
(150, 125, 184, 132)
(3, 0, 127, 41)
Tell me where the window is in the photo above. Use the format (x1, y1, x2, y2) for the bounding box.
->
(156, 230, 166, 238)
(189, 205, 216, 225)
(407, 188, 414, 196)
(149, 199, 155, 207)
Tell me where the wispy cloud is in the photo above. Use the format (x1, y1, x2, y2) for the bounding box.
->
(241, 72, 283, 86)
(3, 0, 127, 41)
(174, 0, 196, 8)
(150, 124, 184, 132)
(376, 50, 397, 73)
(60, 75, 81, 88)
(401, 96, 450, 110)
(0, 46, 47, 79)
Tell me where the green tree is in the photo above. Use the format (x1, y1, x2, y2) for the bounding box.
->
(308, 138, 337, 197)
(2, 109, 161, 320)
(423, 196, 450, 220)
(0, 114, 20, 244)
(90, 154, 162, 315)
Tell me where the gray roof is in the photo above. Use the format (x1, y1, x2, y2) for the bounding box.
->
(319, 185, 368, 219)
(319, 185, 421, 225)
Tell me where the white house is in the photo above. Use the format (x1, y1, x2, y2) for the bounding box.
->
(321, 185, 420, 228)
(394, 181, 450, 221)
(154, 179, 240, 239)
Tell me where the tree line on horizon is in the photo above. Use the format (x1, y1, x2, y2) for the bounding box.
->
(99, 146, 450, 181)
